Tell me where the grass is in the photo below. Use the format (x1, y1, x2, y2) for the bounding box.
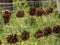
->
(0, 0, 60, 45)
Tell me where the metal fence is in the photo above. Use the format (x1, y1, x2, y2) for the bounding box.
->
(0, 0, 57, 13)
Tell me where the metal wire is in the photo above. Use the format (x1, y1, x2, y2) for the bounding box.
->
(0, 1, 58, 13)
(0, 1, 49, 5)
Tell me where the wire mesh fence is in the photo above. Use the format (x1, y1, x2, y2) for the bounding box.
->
(0, 1, 57, 12)
(0, 0, 60, 45)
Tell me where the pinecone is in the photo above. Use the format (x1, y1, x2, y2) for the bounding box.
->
(3, 17, 10, 24)
(0, 40, 2, 45)
(20, 31, 30, 41)
(46, 7, 53, 14)
(44, 27, 52, 36)
(53, 25, 60, 33)
(2, 9, 11, 24)
(29, 7, 36, 16)
(16, 10, 24, 18)
(34, 29, 44, 39)
(36, 8, 45, 16)
(6, 34, 18, 44)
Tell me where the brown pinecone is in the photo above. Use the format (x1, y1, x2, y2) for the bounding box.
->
(36, 8, 45, 16)
(2, 9, 11, 24)
(53, 25, 60, 33)
(16, 10, 24, 18)
(44, 27, 52, 36)
(0, 40, 2, 45)
(46, 7, 53, 14)
(6, 34, 18, 44)
(20, 31, 30, 41)
(34, 29, 44, 39)
(3, 17, 10, 24)
(29, 7, 36, 16)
